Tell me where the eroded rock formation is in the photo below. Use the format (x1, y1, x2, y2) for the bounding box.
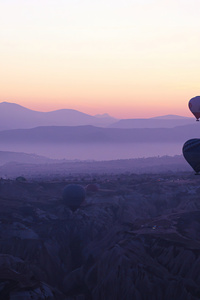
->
(0, 174, 200, 299)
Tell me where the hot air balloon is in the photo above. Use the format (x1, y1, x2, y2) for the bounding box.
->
(85, 183, 99, 193)
(62, 184, 86, 211)
(182, 139, 200, 174)
(188, 96, 200, 121)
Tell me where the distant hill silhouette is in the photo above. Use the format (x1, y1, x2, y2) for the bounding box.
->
(0, 102, 117, 130)
(0, 102, 194, 130)
(0, 150, 58, 166)
(150, 114, 191, 119)
(0, 123, 200, 144)
(110, 115, 194, 128)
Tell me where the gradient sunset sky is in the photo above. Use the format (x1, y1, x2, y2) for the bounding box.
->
(1, 0, 200, 118)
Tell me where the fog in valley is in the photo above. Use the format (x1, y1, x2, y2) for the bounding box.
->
(0, 142, 182, 161)
(0, 102, 198, 161)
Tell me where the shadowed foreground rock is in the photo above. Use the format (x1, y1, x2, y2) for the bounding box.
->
(0, 173, 200, 299)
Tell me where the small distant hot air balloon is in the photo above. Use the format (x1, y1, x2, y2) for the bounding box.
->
(85, 183, 99, 193)
(188, 96, 200, 121)
(62, 184, 86, 211)
(182, 139, 200, 174)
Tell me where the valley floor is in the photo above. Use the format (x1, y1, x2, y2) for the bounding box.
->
(0, 172, 200, 299)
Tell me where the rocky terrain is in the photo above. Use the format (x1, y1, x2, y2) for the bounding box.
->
(0, 172, 200, 299)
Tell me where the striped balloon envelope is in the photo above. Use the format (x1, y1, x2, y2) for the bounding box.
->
(188, 96, 200, 121)
(182, 139, 200, 174)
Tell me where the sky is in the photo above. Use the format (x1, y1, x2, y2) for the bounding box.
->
(0, 0, 200, 118)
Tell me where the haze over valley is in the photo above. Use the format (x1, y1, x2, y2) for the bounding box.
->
(0, 102, 198, 161)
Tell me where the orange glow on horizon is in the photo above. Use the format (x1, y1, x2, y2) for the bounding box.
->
(0, 95, 193, 119)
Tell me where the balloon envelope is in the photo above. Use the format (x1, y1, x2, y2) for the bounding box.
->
(188, 96, 200, 121)
(62, 184, 86, 211)
(182, 139, 200, 173)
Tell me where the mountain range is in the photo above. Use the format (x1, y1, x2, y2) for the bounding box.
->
(0, 123, 199, 144)
(0, 102, 117, 130)
(0, 102, 195, 130)
(0, 101, 198, 161)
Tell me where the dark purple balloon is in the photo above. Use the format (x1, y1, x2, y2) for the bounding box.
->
(62, 184, 86, 211)
(182, 139, 200, 174)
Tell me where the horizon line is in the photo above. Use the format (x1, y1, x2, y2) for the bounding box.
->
(0, 101, 192, 120)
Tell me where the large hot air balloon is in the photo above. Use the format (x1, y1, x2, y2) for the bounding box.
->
(188, 96, 200, 121)
(182, 139, 200, 174)
(62, 184, 86, 211)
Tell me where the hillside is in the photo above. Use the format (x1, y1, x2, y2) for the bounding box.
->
(0, 150, 59, 166)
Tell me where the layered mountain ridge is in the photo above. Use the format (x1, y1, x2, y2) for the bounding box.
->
(0, 101, 194, 130)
